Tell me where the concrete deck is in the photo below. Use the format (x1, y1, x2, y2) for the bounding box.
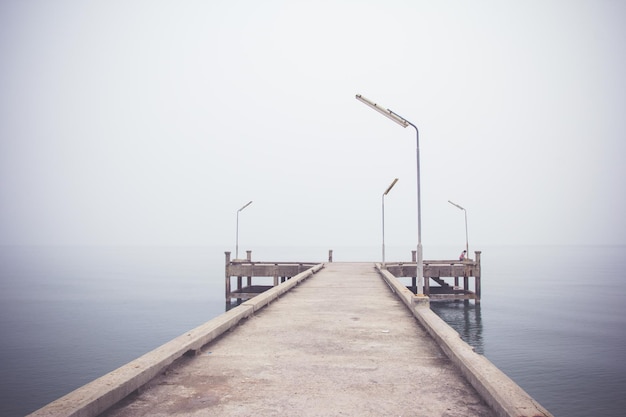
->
(101, 263, 495, 417)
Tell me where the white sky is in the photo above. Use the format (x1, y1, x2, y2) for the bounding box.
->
(1, 0, 625, 251)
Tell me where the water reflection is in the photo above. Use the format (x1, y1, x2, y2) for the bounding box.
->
(430, 301, 483, 354)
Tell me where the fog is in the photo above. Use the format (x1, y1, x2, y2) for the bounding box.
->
(1, 0, 625, 253)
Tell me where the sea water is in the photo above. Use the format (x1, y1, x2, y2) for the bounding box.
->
(1, 244, 624, 416)
(431, 245, 626, 417)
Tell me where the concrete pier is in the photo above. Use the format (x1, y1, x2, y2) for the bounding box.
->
(30, 262, 552, 417)
(102, 262, 495, 416)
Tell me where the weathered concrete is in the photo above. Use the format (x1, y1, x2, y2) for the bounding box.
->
(100, 263, 496, 417)
(28, 264, 324, 417)
(376, 264, 553, 417)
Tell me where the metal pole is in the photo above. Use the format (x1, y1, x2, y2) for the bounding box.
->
(235, 200, 253, 260)
(382, 193, 385, 264)
(236, 210, 240, 259)
(448, 200, 469, 259)
(382, 178, 398, 266)
(464, 209, 469, 258)
(355, 95, 423, 295)
(386, 111, 422, 295)
(412, 125, 423, 295)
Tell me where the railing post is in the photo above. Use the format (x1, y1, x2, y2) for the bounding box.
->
(475, 251, 482, 302)
(411, 250, 417, 293)
(225, 251, 231, 305)
(246, 250, 252, 287)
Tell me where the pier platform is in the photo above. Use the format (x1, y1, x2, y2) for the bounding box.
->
(225, 250, 482, 305)
(30, 261, 552, 417)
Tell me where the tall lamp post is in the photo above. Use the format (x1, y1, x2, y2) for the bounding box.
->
(448, 200, 469, 259)
(382, 178, 399, 266)
(236, 200, 253, 259)
(356, 94, 425, 296)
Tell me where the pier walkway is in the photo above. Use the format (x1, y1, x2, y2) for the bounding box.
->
(102, 263, 495, 416)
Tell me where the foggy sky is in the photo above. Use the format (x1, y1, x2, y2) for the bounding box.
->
(1, 0, 625, 252)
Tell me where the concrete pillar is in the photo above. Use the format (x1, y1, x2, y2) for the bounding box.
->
(242, 251, 251, 290)
(225, 251, 231, 305)
(411, 251, 417, 294)
(475, 251, 482, 302)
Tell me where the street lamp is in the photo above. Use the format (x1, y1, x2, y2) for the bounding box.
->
(356, 94, 425, 295)
(448, 200, 469, 259)
(382, 178, 399, 266)
(236, 200, 253, 259)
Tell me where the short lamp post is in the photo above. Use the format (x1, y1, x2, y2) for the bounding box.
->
(448, 200, 469, 259)
(235, 200, 253, 259)
(356, 94, 424, 295)
(382, 178, 399, 266)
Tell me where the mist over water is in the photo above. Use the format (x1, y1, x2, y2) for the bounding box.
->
(1, 244, 624, 416)
(0, 246, 225, 416)
(2, 4, 625, 416)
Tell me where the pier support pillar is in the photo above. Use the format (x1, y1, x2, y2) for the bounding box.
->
(411, 250, 417, 294)
(474, 251, 482, 303)
(225, 251, 231, 305)
(246, 250, 252, 287)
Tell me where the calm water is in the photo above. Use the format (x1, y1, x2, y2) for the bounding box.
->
(1, 245, 625, 416)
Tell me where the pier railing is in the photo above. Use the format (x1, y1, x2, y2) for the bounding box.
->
(384, 251, 482, 302)
(224, 250, 319, 305)
(225, 250, 481, 303)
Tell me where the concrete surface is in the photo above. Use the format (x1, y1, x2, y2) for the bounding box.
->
(100, 262, 495, 417)
(28, 264, 324, 417)
(376, 264, 553, 417)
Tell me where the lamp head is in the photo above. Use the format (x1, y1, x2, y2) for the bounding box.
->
(384, 178, 399, 195)
(448, 200, 465, 211)
(238, 200, 253, 212)
(356, 94, 410, 128)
